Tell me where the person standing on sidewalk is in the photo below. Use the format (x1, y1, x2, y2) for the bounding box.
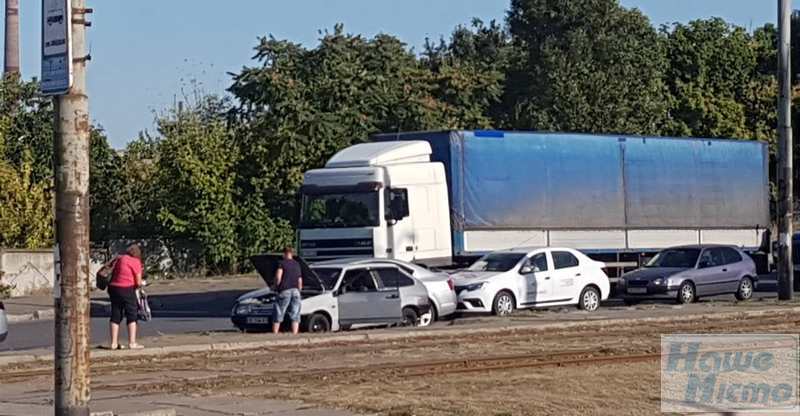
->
(272, 247, 303, 335)
(107, 244, 144, 349)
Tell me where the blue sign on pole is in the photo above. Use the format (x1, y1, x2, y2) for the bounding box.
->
(41, 0, 72, 96)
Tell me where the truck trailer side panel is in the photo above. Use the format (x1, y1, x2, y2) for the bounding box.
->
(372, 130, 770, 256)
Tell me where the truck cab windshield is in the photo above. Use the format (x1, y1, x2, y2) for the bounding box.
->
(300, 192, 379, 228)
(468, 253, 526, 272)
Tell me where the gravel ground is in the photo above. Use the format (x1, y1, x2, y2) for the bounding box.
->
(3, 308, 799, 415)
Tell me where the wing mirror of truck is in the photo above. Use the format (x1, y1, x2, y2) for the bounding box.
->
(387, 188, 410, 224)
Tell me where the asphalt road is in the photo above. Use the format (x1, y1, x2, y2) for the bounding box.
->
(0, 317, 234, 352)
(0, 278, 783, 352)
(1, 284, 249, 352)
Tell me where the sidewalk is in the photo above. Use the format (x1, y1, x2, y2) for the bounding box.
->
(2, 274, 263, 322)
(2, 376, 360, 416)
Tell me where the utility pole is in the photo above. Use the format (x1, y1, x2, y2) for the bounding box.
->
(54, 0, 92, 414)
(778, 0, 794, 300)
(4, 0, 20, 75)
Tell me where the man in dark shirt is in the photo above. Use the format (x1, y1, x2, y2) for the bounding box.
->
(273, 247, 304, 334)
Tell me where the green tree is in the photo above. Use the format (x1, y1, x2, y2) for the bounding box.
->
(422, 19, 511, 127)
(154, 99, 241, 272)
(662, 18, 765, 139)
(0, 152, 53, 248)
(505, 0, 669, 134)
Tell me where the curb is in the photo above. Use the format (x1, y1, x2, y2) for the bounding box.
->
(6, 309, 54, 323)
(7, 302, 110, 323)
(3, 305, 800, 368)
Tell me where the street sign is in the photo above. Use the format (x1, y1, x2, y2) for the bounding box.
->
(41, 0, 72, 95)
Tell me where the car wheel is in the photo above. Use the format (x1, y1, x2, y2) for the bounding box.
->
(401, 307, 419, 327)
(578, 286, 600, 312)
(492, 291, 515, 316)
(676, 281, 696, 304)
(735, 277, 754, 301)
(305, 313, 330, 333)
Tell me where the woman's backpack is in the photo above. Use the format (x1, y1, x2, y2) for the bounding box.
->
(95, 257, 118, 290)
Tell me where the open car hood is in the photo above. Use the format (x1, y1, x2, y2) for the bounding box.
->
(250, 254, 324, 291)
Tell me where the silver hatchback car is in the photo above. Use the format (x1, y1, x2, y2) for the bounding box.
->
(232, 255, 431, 333)
(343, 258, 457, 326)
(619, 245, 757, 304)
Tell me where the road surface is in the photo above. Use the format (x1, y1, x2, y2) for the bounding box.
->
(0, 317, 234, 352)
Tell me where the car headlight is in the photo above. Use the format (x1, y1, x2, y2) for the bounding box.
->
(653, 278, 665, 286)
(465, 282, 486, 292)
(234, 304, 252, 315)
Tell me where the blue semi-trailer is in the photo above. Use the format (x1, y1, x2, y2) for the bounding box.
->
(297, 130, 770, 274)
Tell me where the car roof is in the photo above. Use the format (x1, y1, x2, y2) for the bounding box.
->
(664, 244, 740, 250)
(311, 257, 417, 268)
(485, 247, 578, 255)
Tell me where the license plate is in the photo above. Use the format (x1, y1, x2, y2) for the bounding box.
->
(246, 317, 271, 324)
(627, 287, 647, 294)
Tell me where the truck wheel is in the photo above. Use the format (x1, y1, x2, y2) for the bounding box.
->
(401, 307, 419, 327)
(735, 277, 754, 301)
(676, 282, 696, 304)
(492, 291, 515, 316)
(578, 286, 600, 312)
(305, 313, 330, 333)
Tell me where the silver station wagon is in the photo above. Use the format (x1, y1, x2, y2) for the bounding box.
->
(232, 255, 431, 332)
(619, 245, 757, 304)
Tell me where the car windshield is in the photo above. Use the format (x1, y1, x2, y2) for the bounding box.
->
(299, 192, 379, 228)
(468, 253, 526, 272)
(309, 267, 341, 291)
(645, 248, 701, 268)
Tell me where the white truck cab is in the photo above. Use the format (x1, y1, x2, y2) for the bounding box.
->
(298, 141, 452, 265)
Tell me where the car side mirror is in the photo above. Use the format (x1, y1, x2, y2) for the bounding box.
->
(698, 261, 710, 269)
(520, 265, 534, 274)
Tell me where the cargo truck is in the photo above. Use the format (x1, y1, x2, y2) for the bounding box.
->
(297, 130, 770, 275)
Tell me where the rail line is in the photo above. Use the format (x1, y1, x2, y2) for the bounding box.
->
(2, 311, 798, 384)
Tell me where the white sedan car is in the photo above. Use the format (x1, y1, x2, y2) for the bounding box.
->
(452, 248, 610, 315)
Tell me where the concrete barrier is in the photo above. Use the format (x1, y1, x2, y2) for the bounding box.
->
(0, 248, 55, 297)
(0, 248, 104, 297)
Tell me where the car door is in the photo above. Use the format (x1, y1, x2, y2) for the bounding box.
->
(522, 252, 553, 305)
(549, 250, 582, 303)
(695, 248, 727, 296)
(371, 267, 406, 322)
(337, 267, 400, 325)
(386, 188, 416, 261)
(720, 247, 746, 293)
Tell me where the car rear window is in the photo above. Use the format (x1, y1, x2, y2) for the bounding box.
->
(721, 247, 743, 264)
(552, 251, 579, 269)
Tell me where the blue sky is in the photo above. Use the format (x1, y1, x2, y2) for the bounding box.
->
(0, 0, 792, 147)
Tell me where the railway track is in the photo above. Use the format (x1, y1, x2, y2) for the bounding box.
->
(2, 310, 798, 384)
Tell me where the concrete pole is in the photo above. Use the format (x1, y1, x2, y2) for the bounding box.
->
(4, 0, 20, 74)
(778, 0, 794, 300)
(54, 0, 92, 414)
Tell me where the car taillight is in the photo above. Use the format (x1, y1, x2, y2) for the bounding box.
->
(447, 278, 455, 292)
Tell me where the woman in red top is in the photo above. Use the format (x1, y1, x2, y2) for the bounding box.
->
(107, 244, 144, 349)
